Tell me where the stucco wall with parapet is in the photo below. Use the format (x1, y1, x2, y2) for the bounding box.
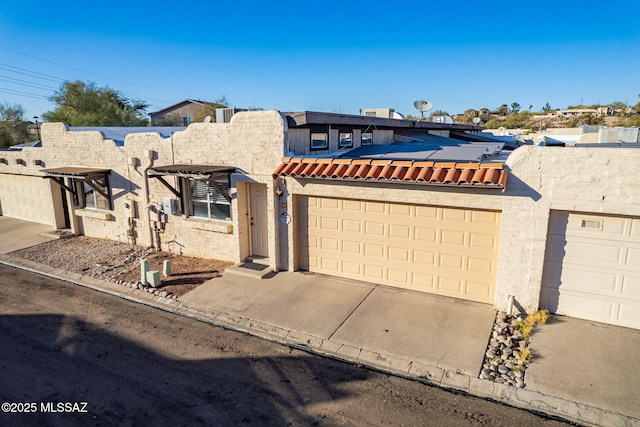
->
(282, 145, 640, 312)
(0, 111, 288, 264)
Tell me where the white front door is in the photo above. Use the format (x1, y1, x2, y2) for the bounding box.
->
(249, 184, 268, 257)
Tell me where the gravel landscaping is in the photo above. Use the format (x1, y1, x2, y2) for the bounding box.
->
(480, 311, 532, 388)
(10, 236, 232, 298)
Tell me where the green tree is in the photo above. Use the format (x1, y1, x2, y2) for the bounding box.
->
(608, 101, 627, 112)
(192, 96, 230, 123)
(0, 102, 29, 148)
(542, 102, 552, 112)
(43, 80, 149, 126)
(429, 109, 450, 117)
(510, 102, 521, 113)
(497, 104, 509, 115)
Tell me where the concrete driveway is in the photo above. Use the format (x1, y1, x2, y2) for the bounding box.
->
(0, 217, 57, 254)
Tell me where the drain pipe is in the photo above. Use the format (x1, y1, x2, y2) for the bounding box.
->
(506, 295, 515, 316)
(142, 149, 156, 250)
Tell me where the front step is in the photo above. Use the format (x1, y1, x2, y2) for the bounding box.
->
(224, 260, 275, 280)
(40, 229, 75, 239)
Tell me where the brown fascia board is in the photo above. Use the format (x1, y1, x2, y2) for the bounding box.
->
(283, 111, 480, 131)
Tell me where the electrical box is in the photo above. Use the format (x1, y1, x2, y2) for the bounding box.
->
(163, 198, 180, 215)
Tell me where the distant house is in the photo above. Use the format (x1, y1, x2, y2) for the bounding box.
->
(149, 99, 213, 126)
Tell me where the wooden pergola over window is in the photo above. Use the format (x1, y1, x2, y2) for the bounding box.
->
(147, 164, 236, 214)
(42, 167, 112, 209)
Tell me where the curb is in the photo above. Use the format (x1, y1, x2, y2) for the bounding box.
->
(1, 255, 637, 427)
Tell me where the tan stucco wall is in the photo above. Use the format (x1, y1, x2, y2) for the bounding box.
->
(3, 113, 639, 313)
(281, 145, 640, 312)
(0, 111, 287, 266)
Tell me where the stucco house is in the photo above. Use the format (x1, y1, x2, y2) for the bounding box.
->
(149, 99, 214, 126)
(1, 110, 639, 331)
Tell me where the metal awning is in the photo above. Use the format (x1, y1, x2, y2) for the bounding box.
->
(42, 167, 111, 180)
(148, 165, 235, 180)
(42, 167, 112, 208)
(147, 164, 236, 207)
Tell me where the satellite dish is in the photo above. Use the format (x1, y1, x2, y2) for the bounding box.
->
(392, 111, 405, 120)
(472, 117, 481, 125)
(413, 100, 433, 120)
(203, 115, 212, 123)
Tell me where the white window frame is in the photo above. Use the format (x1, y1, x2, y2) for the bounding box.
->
(361, 132, 373, 145)
(187, 177, 231, 221)
(82, 177, 112, 211)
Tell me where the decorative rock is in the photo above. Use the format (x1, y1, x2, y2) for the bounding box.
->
(497, 365, 509, 374)
(485, 349, 496, 358)
(503, 347, 513, 356)
(496, 335, 506, 343)
(519, 340, 527, 348)
(497, 311, 507, 321)
(516, 379, 525, 388)
(159, 291, 168, 298)
(490, 338, 499, 348)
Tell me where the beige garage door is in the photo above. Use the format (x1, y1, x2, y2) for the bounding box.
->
(541, 211, 640, 329)
(0, 173, 54, 225)
(298, 196, 501, 304)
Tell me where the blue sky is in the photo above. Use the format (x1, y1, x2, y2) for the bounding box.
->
(1, 0, 639, 120)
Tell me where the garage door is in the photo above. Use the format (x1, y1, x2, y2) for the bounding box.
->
(0, 173, 54, 225)
(298, 196, 501, 303)
(541, 211, 640, 329)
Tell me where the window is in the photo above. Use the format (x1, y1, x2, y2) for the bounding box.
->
(311, 133, 328, 150)
(189, 178, 231, 221)
(182, 116, 193, 126)
(361, 132, 373, 145)
(83, 177, 112, 210)
(339, 132, 353, 148)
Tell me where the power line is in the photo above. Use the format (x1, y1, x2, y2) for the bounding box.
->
(0, 46, 189, 99)
(0, 75, 57, 91)
(0, 87, 49, 100)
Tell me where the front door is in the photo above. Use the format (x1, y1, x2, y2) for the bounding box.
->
(249, 184, 268, 257)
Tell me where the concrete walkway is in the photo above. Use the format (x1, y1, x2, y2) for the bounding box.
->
(1, 216, 638, 427)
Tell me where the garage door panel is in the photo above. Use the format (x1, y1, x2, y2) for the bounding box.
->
(619, 302, 640, 327)
(564, 240, 622, 265)
(342, 219, 361, 233)
(552, 291, 616, 321)
(557, 266, 618, 294)
(542, 211, 640, 329)
(365, 201, 385, 213)
(626, 248, 640, 270)
(470, 233, 498, 249)
(299, 196, 499, 303)
(467, 281, 493, 298)
(438, 276, 463, 293)
(342, 199, 362, 211)
(622, 276, 640, 297)
(365, 222, 385, 236)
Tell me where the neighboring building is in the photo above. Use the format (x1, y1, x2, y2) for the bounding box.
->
(1, 110, 640, 331)
(149, 99, 211, 126)
(362, 108, 400, 119)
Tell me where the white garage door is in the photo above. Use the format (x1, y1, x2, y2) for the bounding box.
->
(298, 196, 501, 304)
(541, 211, 640, 329)
(0, 173, 54, 225)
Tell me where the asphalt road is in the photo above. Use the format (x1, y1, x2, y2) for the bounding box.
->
(0, 264, 575, 426)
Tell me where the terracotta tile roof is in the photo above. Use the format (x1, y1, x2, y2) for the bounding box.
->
(273, 157, 507, 190)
